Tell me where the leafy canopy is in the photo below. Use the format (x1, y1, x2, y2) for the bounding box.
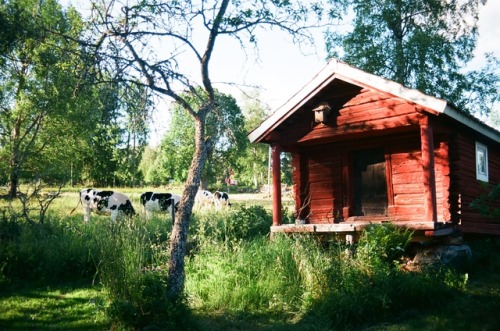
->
(325, 0, 498, 118)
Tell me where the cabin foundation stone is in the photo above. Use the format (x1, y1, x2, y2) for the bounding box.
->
(412, 243, 472, 270)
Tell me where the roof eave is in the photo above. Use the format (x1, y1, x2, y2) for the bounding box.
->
(442, 105, 500, 143)
(248, 60, 342, 143)
(248, 59, 500, 144)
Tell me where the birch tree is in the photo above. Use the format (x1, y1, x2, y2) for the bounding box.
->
(325, 0, 498, 117)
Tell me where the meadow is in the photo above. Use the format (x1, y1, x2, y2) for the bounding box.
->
(1, 187, 499, 330)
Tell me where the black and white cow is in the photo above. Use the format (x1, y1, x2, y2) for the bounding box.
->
(214, 191, 231, 210)
(195, 190, 215, 208)
(139, 192, 181, 220)
(73, 188, 135, 222)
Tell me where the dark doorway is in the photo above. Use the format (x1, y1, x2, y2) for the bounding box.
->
(353, 148, 388, 216)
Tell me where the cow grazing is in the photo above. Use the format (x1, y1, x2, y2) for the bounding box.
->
(195, 190, 215, 208)
(140, 192, 180, 220)
(214, 191, 231, 210)
(72, 188, 135, 222)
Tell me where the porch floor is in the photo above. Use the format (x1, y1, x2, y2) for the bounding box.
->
(271, 219, 455, 238)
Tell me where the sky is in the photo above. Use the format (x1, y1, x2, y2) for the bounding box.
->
(63, 0, 500, 145)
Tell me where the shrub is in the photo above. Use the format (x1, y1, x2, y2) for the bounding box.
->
(0, 217, 99, 284)
(355, 224, 413, 268)
(107, 270, 194, 331)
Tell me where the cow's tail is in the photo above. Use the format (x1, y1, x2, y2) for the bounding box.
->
(69, 193, 81, 215)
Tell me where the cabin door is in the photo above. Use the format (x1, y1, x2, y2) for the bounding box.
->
(353, 148, 388, 216)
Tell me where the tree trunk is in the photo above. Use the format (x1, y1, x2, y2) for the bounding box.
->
(9, 124, 21, 198)
(9, 166, 19, 198)
(167, 116, 209, 300)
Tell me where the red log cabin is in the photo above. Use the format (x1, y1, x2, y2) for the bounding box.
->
(249, 59, 500, 239)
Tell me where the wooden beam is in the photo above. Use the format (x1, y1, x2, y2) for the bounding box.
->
(341, 151, 351, 219)
(291, 152, 309, 221)
(420, 117, 438, 223)
(271, 220, 437, 234)
(272, 143, 282, 226)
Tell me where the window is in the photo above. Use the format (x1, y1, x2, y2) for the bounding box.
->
(476, 142, 489, 182)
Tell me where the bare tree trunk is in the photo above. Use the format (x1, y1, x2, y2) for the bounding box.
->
(167, 116, 210, 300)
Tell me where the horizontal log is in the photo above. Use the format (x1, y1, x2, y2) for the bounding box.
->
(300, 114, 422, 143)
(342, 93, 389, 107)
(337, 104, 417, 126)
(460, 223, 500, 235)
(394, 194, 424, 205)
(392, 183, 424, 194)
(342, 96, 403, 110)
(392, 172, 423, 184)
(271, 220, 437, 234)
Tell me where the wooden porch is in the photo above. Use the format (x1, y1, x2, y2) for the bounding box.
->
(271, 218, 456, 243)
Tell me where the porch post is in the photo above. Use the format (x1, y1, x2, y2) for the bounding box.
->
(420, 117, 438, 223)
(271, 143, 282, 226)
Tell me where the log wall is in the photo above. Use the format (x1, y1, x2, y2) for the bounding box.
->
(300, 131, 459, 224)
(452, 133, 500, 234)
(299, 89, 422, 144)
(288, 88, 499, 234)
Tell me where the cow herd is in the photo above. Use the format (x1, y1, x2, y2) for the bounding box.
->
(71, 188, 231, 222)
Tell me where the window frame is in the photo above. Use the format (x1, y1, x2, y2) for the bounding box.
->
(475, 141, 489, 182)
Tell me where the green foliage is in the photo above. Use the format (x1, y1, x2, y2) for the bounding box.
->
(95, 218, 193, 330)
(139, 146, 162, 186)
(325, 0, 498, 117)
(0, 217, 99, 284)
(106, 270, 193, 331)
(470, 183, 500, 219)
(151, 89, 247, 186)
(0, 0, 151, 190)
(193, 205, 272, 246)
(238, 90, 272, 189)
(355, 224, 413, 267)
(186, 234, 331, 314)
(1, 194, 470, 330)
(306, 226, 465, 329)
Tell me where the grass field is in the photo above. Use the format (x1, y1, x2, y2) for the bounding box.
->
(1, 188, 499, 330)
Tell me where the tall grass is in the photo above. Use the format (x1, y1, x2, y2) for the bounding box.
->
(1, 193, 469, 330)
(186, 221, 467, 330)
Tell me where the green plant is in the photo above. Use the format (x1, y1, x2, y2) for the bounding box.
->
(95, 218, 193, 330)
(355, 224, 413, 267)
(470, 183, 500, 219)
(193, 205, 272, 247)
(186, 234, 334, 316)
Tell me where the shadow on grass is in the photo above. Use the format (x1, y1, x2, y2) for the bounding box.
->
(364, 287, 500, 331)
(0, 281, 109, 331)
(192, 310, 328, 331)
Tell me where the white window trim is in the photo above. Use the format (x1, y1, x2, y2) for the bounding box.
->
(475, 141, 489, 182)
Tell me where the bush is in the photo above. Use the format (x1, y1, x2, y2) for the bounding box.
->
(107, 270, 194, 330)
(355, 224, 413, 267)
